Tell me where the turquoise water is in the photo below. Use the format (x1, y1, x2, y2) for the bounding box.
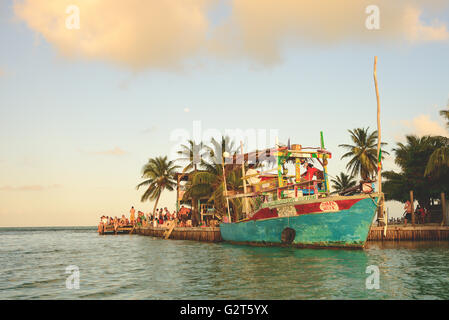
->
(1, 227, 449, 299)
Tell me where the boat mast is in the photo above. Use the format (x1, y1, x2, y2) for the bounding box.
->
(374, 56, 384, 225)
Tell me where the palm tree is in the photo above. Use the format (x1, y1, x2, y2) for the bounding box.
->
(136, 156, 180, 214)
(339, 127, 389, 180)
(176, 139, 205, 173)
(331, 172, 357, 194)
(383, 134, 449, 208)
(440, 101, 449, 128)
(183, 136, 241, 222)
(425, 105, 449, 177)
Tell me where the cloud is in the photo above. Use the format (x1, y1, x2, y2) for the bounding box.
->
(401, 114, 449, 137)
(141, 126, 158, 134)
(91, 147, 128, 156)
(14, 0, 449, 69)
(0, 184, 62, 192)
(209, 0, 449, 65)
(403, 7, 449, 43)
(14, 0, 212, 71)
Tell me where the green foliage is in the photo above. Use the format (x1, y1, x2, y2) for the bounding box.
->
(339, 127, 389, 180)
(330, 172, 357, 194)
(136, 156, 180, 213)
(180, 135, 249, 221)
(176, 139, 205, 174)
(440, 103, 449, 128)
(382, 135, 449, 207)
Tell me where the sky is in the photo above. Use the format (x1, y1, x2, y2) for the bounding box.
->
(1, 0, 449, 227)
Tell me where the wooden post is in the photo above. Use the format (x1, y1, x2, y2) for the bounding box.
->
(410, 190, 415, 226)
(295, 158, 301, 183)
(240, 141, 249, 218)
(374, 56, 384, 226)
(441, 192, 447, 226)
(320, 131, 329, 194)
(176, 174, 181, 212)
(221, 154, 231, 223)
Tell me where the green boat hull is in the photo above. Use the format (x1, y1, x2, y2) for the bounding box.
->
(220, 195, 378, 248)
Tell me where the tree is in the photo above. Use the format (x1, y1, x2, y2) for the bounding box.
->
(330, 172, 357, 194)
(176, 139, 205, 174)
(339, 127, 389, 180)
(136, 156, 180, 214)
(182, 136, 242, 222)
(383, 135, 449, 208)
(425, 105, 449, 177)
(439, 102, 449, 128)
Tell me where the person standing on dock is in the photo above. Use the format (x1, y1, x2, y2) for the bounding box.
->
(130, 206, 136, 226)
(404, 200, 412, 226)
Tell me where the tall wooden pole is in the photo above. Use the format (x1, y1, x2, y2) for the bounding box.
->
(222, 155, 231, 223)
(374, 56, 384, 225)
(240, 141, 249, 218)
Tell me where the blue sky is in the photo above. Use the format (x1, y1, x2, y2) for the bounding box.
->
(1, 0, 448, 226)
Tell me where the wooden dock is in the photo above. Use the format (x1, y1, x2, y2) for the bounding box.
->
(368, 225, 449, 241)
(137, 225, 222, 242)
(102, 223, 449, 243)
(99, 225, 135, 235)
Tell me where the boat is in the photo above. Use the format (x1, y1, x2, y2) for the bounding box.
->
(219, 136, 381, 249)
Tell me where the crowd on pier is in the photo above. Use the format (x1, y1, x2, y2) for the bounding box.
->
(98, 205, 217, 232)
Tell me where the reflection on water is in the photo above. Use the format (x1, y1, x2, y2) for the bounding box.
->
(1, 227, 449, 299)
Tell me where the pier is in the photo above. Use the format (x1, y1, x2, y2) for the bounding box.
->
(134, 224, 449, 243)
(368, 225, 449, 241)
(137, 225, 222, 242)
(99, 225, 135, 235)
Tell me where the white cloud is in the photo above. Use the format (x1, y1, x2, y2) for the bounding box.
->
(401, 114, 449, 137)
(0, 184, 62, 192)
(91, 147, 128, 156)
(13, 0, 449, 69)
(14, 0, 212, 71)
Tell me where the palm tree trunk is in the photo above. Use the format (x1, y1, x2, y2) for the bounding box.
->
(152, 192, 162, 215)
(192, 197, 199, 227)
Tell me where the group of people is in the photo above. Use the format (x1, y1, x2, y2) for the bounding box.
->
(132, 206, 182, 227)
(98, 215, 130, 232)
(99, 205, 195, 232)
(403, 201, 431, 225)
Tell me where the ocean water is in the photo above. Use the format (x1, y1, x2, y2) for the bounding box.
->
(1, 227, 449, 300)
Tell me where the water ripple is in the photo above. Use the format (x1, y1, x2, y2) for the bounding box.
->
(1, 228, 449, 299)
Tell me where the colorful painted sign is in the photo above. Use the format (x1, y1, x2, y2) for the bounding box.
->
(319, 201, 339, 212)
